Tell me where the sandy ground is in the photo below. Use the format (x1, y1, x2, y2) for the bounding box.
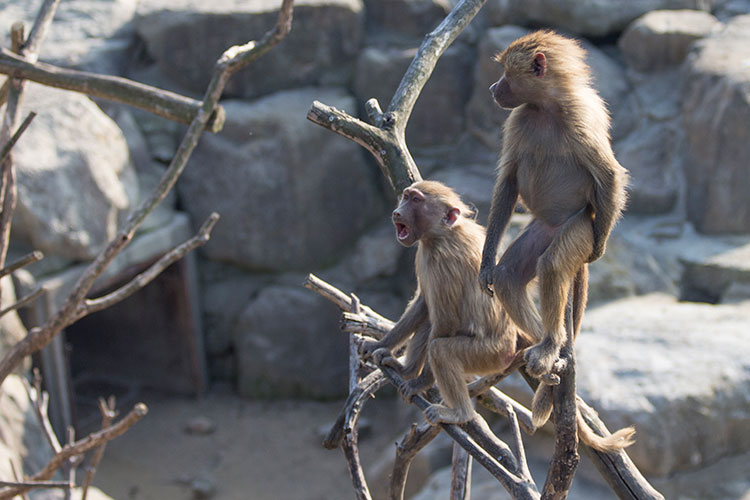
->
(90, 386, 415, 500)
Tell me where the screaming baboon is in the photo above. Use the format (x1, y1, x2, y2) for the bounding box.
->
(478, 31, 630, 427)
(360, 180, 524, 425)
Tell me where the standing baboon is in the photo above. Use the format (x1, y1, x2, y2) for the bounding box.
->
(478, 30, 630, 429)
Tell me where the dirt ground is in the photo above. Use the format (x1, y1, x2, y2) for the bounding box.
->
(90, 385, 417, 500)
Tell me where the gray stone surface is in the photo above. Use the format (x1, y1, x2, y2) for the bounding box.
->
(12, 83, 139, 261)
(618, 10, 720, 72)
(0, 0, 137, 75)
(354, 42, 474, 149)
(136, 0, 364, 98)
(681, 15, 750, 234)
(680, 240, 750, 303)
(615, 120, 681, 215)
(363, 0, 450, 38)
(482, 0, 714, 37)
(0, 277, 28, 371)
(178, 87, 383, 272)
(575, 294, 750, 476)
(233, 284, 348, 399)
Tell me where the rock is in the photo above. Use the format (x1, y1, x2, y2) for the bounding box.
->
(184, 416, 217, 435)
(136, 0, 364, 98)
(430, 164, 496, 225)
(0, 375, 54, 479)
(615, 120, 681, 215)
(177, 87, 383, 272)
(233, 284, 348, 399)
(363, 0, 450, 38)
(681, 15, 750, 234)
(483, 0, 713, 37)
(653, 450, 750, 500)
(190, 476, 217, 499)
(342, 222, 404, 283)
(12, 83, 139, 261)
(0, 0, 137, 75)
(714, 0, 750, 20)
(619, 10, 720, 72)
(588, 231, 678, 303)
(466, 27, 628, 151)
(354, 42, 474, 149)
(680, 240, 750, 303)
(575, 294, 750, 476)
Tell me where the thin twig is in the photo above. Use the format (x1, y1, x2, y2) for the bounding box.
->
(0, 50, 225, 133)
(450, 442, 472, 500)
(0, 403, 148, 500)
(323, 369, 387, 449)
(0, 481, 69, 490)
(0, 111, 36, 168)
(22, 368, 61, 454)
(0, 0, 296, 387)
(0, 250, 43, 280)
(81, 397, 117, 500)
(0, 286, 43, 318)
(75, 213, 219, 320)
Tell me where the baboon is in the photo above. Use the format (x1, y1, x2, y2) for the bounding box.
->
(360, 180, 524, 425)
(478, 30, 631, 434)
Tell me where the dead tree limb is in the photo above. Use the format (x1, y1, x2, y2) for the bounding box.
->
(0, 49, 225, 133)
(451, 443, 472, 500)
(0, 0, 295, 387)
(0, 250, 43, 280)
(80, 397, 117, 500)
(390, 422, 442, 500)
(0, 403, 148, 500)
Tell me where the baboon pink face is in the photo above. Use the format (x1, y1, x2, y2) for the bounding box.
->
(392, 184, 462, 247)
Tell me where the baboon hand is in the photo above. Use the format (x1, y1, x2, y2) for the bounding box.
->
(398, 379, 424, 402)
(478, 264, 494, 297)
(358, 340, 382, 361)
(372, 347, 396, 367)
(523, 340, 559, 378)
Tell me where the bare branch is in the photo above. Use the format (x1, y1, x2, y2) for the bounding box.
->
(76, 212, 219, 320)
(0, 481, 69, 490)
(323, 370, 387, 450)
(0, 286, 43, 318)
(478, 388, 535, 436)
(0, 111, 35, 168)
(390, 422, 442, 500)
(22, 368, 61, 454)
(81, 397, 118, 500)
(450, 443, 472, 500)
(0, 250, 43, 279)
(0, 403, 147, 500)
(0, 50, 225, 133)
(0, 1, 296, 387)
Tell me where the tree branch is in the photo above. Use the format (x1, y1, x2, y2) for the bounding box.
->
(390, 422, 442, 500)
(0, 0, 296, 387)
(0, 250, 43, 280)
(0, 49, 225, 133)
(81, 397, 117, 500)
(0, 403, 148, 500)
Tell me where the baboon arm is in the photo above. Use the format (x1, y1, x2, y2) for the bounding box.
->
(380, 294, 428, 350)
(481, 167, 519, 271)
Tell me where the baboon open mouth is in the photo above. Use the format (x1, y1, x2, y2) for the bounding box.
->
(395, 223, 410, 240)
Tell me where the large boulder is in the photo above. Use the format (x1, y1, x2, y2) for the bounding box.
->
(177, 87, 383, 272)
(575, 294, 750, 476)
(618, 10, 721, 72)
(353, 43, 474, 149)
(0, 0, 137, 75)
(681, 15, 750, 234)
(483, 0, 714, 37)
(135, 0, 364, 98)
(233, 284, 348, 399)
(363, 0, 450, 38)
(12, 83, 139, 261)
(614, 120, 681, 215)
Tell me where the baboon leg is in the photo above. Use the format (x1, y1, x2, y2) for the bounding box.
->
(493, 219, 555, 342)
(423, 336, 511, 425)
(527, 211, 593, 377)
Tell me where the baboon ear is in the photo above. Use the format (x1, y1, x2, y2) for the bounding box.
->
(533, 52, 546, 77)
(445, 207, 461, 226)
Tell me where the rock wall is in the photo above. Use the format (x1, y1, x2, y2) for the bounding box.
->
(4, 0, 750, 488)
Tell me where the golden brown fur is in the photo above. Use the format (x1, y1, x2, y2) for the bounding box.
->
(478, 31, 634, 452)
(361, 180, 523, 425)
